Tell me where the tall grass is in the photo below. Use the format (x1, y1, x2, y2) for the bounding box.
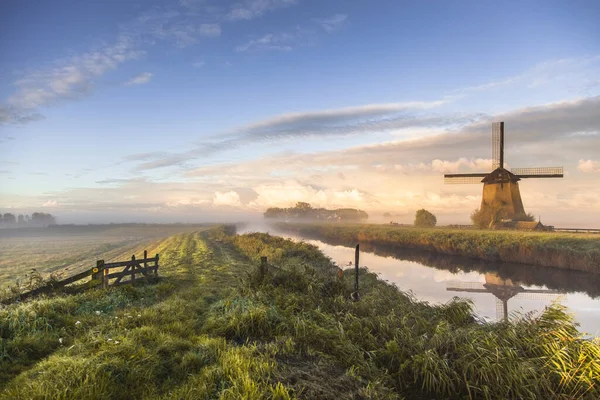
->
(2, 227, 599, 399)
(275, 222, 600, 273)
(221, 232, 600, 399)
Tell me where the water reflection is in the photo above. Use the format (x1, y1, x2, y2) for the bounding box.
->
(272, 230, 600, 335)
(446, 273, 565, 321)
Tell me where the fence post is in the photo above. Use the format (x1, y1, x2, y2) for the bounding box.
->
(260, 256, 268, 278)
(103, 265, 109, 289)
(92, 260, 105, 287)
(155, 254, 160, 279)
(131, 255, 136, 283)
(351, 245, 360, 301)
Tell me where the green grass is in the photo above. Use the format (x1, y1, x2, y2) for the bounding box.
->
(275, 222, 600, 274)
(0, 224, 215, 292)
(1, 226, 599, 399)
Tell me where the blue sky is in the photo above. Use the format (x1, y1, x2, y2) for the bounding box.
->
(1, 0, 600, 225)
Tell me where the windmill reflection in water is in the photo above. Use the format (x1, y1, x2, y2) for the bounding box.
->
(447, 273, 567, 321)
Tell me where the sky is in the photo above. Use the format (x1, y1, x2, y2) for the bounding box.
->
(1, 0, 599, 226)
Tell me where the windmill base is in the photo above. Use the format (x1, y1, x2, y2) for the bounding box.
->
(481, 181, 526, 220)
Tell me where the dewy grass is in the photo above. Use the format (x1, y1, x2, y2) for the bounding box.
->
(1, 227, 599, 399)
(275, 222, 600, 273)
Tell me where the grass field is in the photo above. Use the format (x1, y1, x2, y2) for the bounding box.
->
(0, 224, 212, 289)
(274, 222, 600, 274)
(1, 226, 599, 399)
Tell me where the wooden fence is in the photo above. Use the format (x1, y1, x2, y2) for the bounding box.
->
(4, 250, 159, 304)
(554, 228, 600, 234)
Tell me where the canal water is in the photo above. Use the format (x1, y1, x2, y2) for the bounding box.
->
(241, 224, 600, 336)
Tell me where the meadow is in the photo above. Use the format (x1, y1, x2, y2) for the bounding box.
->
(0, 224, 211, 290)
(274, 222, 600, 274)
(1, 226, 599, 399)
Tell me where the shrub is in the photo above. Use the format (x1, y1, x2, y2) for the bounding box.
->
(471, 201, 506, 228)
(414, 209, 437, 228)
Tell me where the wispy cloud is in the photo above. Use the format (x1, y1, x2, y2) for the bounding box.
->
(124, 72, 153, 86)
(235, 13, 347, 52)
(227, 0, 297, 21)
(192, 60, 206, 68)
(236, 31, 298, 52)
(452, 55, 600, 99)
(1, 36, 143, 124)
(129, 99, 449, 170)
(312, 14, 347, 32)
(129, 94, 600, 173)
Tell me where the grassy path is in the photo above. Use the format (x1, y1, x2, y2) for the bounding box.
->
(0, 230, 291, 399)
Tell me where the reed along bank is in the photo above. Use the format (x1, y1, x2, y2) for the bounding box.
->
(274, 222, 600, 274)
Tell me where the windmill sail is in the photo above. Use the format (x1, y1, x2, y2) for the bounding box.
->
(444, 173, 488, 184)
(511, 167, 563, 178)
(492, 121, 504, 170)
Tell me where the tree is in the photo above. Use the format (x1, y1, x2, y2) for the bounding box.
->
(3, 213, 16, 225)
(414, 209, 437, 228)
(17, 214, 25, 225)
(471, 202, 506, 229)
(383, 212, 392, 217)
(31, 212, 56, 227)
(264, 207, 285, 219)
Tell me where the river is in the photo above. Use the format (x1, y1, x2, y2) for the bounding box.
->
(240, 223, 600, 336)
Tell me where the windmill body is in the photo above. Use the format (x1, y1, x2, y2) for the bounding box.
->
(444, 122, 563, 223)
(480, 168, 525, 217)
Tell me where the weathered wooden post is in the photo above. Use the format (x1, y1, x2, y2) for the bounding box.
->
(103, 265, 109, 289)
(92, 260, 104, 287)
(131, 255, 136, 283)
(260, 256, 268, 279)
(155, 254, 160, 279)
(143, 250, 149, 282)
(351, 244, 360, 301)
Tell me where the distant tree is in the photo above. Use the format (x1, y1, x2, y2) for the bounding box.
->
(3, 213, 16, 225)
(17, 214, 25, 225)
(471, 202, 506, 229)
(337, 208, 369, 221)
(383, 212, 392, 217)
(295, 202, 312, 210)
(414, 209, 437, 228)
(264, 207, 286, 219)
(31, 212, 56, 227)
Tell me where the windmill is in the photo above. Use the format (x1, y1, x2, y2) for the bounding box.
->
(446, 273, 566, 321)
(444, 122, 563, 221)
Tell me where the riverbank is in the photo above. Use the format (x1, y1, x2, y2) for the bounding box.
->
(2, 227, 599, 398)
(274, 222, 600, 274)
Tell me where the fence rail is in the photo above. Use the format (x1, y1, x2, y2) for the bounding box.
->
(3, 250, 159, 304)
(554, 228, 600, 234)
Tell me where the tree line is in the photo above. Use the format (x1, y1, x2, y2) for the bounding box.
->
(0, 212, 57, 228)
(264, 202, 368, 221)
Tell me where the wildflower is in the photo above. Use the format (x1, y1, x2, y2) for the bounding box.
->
(95, 310, 101, 315)
(115, 341, 120, 344)
(59, 338, 63, 344)
(75, 321, 81, 325)
(115, 316, 119, 319)
(137, 314, 141, 317)
(107, 338, 113, 342)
